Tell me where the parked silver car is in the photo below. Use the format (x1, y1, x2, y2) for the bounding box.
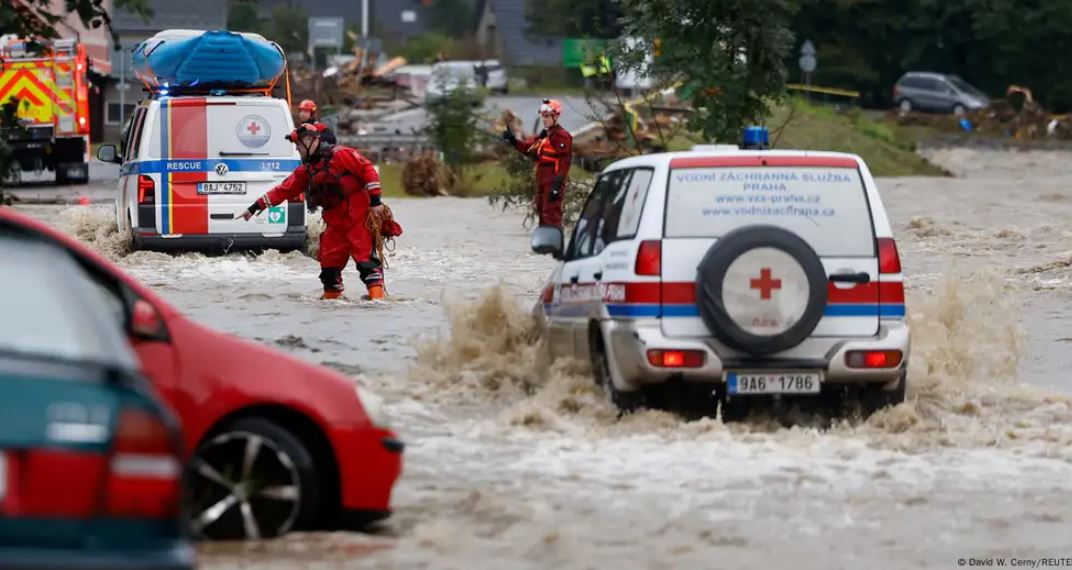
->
(893, 72, 990, 115)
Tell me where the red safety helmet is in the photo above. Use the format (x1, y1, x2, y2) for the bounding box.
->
(298, 99, 318, 113)
(539, 98, 562, 116)
(285, 122, 321, 142)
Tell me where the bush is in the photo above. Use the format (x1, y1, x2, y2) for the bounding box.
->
(425, 82, 485, 188)
(401, 33, 455, 64)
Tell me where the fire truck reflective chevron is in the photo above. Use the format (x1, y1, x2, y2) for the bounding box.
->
(0, 42, 86, 133)
(0, 36, 91, 185)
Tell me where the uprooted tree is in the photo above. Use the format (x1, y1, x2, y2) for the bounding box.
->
(614, 0, 796, 143)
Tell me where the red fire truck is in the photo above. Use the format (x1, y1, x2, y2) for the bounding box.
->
(0, 35, 91, 184)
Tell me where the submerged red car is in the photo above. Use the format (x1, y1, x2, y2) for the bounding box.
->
(0, 207, 403, 540)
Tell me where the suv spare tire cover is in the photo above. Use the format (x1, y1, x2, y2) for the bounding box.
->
(695, 225, 828, 355)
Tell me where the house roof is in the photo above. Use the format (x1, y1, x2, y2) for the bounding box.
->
(111, 0, 227, 33)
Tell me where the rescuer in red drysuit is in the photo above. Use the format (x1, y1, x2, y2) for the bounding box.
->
(237, 123, 390, 300)
(294, 99, 337, 145)
(502, 98, 573, 227)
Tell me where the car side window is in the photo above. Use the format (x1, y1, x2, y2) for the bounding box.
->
(921, 78, 945, 92)
(594, 169, 633, 252)
(608, 168, 653, 242)
(565, 175, 614, 260)
(123, 107, 146, 163)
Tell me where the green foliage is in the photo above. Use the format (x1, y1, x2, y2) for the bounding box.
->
(788, 0, 1072, 111)
(226, 0, 262, 34)
(400, 33, 455, 64)
(616, 0, 796, 143)
(427, 0, 474, 39)
(425, 85, 485, 177)
(268, 4, 308, 55)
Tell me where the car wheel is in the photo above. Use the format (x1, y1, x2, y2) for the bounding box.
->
(126, 213, 141, 252)
(898, 99, 913, 112)
(694, 225, 829, 355)
(186, 417, 322, 540)
(589, 328, 646, 413)
(953, 104, 967, 116)
(860, 373, 907, 417)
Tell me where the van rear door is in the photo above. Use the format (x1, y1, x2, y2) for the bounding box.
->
(660, 155, 880, 340)
(144, 97, 300, 237)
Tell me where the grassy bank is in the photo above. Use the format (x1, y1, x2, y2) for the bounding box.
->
(767, 99, 946, 177)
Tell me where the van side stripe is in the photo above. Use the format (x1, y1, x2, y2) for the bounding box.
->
(600, 303, 906, 319)
(159, 100, 169, 234)
(121, 159, 301, 176)
(169, 99, 208, 234)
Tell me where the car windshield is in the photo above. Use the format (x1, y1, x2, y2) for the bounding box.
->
(0, 235, 137, 368)
(949, 76, 986, 99)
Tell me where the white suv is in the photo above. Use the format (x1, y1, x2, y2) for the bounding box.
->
(533, 133, 909, 416)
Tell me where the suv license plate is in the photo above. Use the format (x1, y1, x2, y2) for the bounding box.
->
(726, 372, 821, 395)
(197, 182, 246, 194)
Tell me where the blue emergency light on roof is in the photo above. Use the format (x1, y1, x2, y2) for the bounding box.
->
(740, 126, 770, 150)
(131, 29, 286, 95)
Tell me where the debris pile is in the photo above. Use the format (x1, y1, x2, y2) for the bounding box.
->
(889, 85, 1072, 141)
(402, 150, 452, 197)
(570, 96, 692, 170)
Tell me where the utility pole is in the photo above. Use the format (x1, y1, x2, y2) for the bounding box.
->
(361, 0, 369, 38)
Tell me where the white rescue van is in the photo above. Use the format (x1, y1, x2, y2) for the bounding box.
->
(98, 94, 304, 251)
(533, 128, 909, 417)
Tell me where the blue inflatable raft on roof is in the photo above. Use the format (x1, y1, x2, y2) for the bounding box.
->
(131, 29, 286, 91)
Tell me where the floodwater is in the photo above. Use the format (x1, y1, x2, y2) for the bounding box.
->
(12, 146, 1072, 569)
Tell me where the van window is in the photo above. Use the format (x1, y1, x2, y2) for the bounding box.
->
(590, 169, 632, 255)
(665, 166, 876, 257)
(567, 174, 616, 260)
(613, 168, 653, 239)
(148, 101, 294, 159)
(123, 107, 147, 162)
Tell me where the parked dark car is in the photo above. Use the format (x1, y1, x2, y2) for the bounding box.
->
(0, 231, 194, 570)
(893, 72, 990, 115)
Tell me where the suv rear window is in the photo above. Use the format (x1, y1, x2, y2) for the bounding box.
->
(665, 166, 875, 256)
(148, 100, 293, 159)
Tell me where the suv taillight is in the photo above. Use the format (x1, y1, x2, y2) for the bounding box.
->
(137, 175, 155, 204)
(877, 238, 905, 318)
(635, 240, 661, 276)
(104, 408, 182, 519)
(878, 238, 901, 274)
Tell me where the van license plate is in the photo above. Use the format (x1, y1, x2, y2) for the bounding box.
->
(726, 372, 821, 395)
(197, 182, 246, 194)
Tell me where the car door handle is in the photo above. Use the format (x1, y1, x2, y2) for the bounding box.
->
(829, 272, 871, 284)
(593, 271, 603, 281)
(569, 275, 579, 284)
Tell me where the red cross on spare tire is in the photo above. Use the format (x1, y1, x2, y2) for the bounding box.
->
(695, 225, 829, 355)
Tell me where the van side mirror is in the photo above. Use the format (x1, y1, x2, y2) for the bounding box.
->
(97, 144, 120, 164)
(531, 225, 564, 259)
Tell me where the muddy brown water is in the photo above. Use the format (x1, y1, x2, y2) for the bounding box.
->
(11, 147, 1072, 569)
